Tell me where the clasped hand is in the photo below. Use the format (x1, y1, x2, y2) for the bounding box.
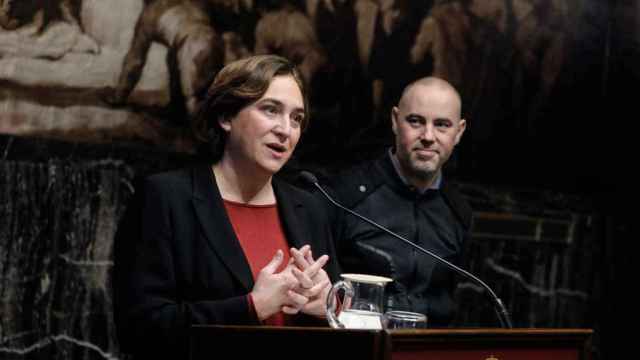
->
(250, 245, 331, 321)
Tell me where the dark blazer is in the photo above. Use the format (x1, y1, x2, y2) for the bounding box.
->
(113, 164, 340, 359)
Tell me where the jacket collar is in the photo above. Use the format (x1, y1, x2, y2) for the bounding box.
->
(190, 164, 307, 292)
(191, 164, 254, 292)
(273, 176, 306, 250)
(376, 154, 472, 229)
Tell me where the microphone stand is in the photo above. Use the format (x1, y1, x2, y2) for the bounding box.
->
(310, 178, 513, 329)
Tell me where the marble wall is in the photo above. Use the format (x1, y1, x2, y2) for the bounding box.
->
(0, 135, 190, 359)
(0, 134, 613, 359)
(453, 184, 602, 329)
(1, 159, 126, 359)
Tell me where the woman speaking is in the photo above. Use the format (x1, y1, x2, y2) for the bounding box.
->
(115, 55, 339, 359)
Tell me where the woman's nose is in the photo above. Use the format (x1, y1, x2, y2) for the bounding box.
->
(273, 115, 292, 139)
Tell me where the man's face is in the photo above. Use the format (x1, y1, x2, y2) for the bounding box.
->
(391, 83, 466, 184)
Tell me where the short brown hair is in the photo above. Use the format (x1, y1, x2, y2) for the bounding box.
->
(193, 55, 309, 162)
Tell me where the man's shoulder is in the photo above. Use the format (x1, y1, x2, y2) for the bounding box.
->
(328, 157, 387, 208)
(441, 180, 473, 230)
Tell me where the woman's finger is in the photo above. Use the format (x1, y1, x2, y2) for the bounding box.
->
(287, 289, 309, 307)
(290, 246, 311, 269)
(298, 276, 331, 297)
(292, 267, 314, 289)
(304, 254, 329, 278)
(282, 305, 300, 315)
(259, 250, 283, 276)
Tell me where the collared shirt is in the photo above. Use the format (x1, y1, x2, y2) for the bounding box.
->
(388, 149, 442, 193)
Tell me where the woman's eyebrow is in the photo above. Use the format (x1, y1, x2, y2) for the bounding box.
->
(259, 97, 304, 112)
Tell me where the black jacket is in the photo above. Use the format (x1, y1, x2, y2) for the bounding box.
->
(113, 164, 339, 358)
(328, 154, 472, 326)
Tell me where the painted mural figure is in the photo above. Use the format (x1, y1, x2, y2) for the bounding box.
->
(410, 0, 568, 133)
(324, 0, 430, 141)
(254, 1, 326, 87)
(1, 0, 85, 33)
(104, 0, 226, 119)
(367, 0, 426, 136)
(0, 0, 99, 59)
(303, 0, 370, 145)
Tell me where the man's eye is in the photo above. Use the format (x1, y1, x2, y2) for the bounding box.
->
(406, 117, 423, 126)
(435, 120, 452, 128)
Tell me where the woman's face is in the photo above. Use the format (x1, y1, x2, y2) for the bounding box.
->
(220, 75, 305, 176)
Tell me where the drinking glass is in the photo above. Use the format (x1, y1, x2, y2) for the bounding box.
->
(383, 310, 427, 329)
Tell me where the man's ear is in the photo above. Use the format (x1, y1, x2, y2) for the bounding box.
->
(391, 106, 399, 135)
(454, 118, 466, 145)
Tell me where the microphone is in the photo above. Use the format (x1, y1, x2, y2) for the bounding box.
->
(300, 171, 513, 328)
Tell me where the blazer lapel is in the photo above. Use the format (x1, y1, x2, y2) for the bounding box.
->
(274, 179, 307, 249)
(190, 165, 254, 292)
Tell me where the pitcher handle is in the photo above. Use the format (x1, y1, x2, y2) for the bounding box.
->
(326, 280, 353, 329)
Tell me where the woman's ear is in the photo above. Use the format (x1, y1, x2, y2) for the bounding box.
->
(218, 115, 231, 132)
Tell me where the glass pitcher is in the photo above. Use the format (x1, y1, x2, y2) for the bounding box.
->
(326, 273, 392, 330)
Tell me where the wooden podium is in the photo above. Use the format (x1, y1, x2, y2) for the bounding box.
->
(383, 328, 592, 360)
(190, 326, 592, 360)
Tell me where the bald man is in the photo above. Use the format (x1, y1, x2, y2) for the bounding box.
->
(328, 77, 472, 327)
